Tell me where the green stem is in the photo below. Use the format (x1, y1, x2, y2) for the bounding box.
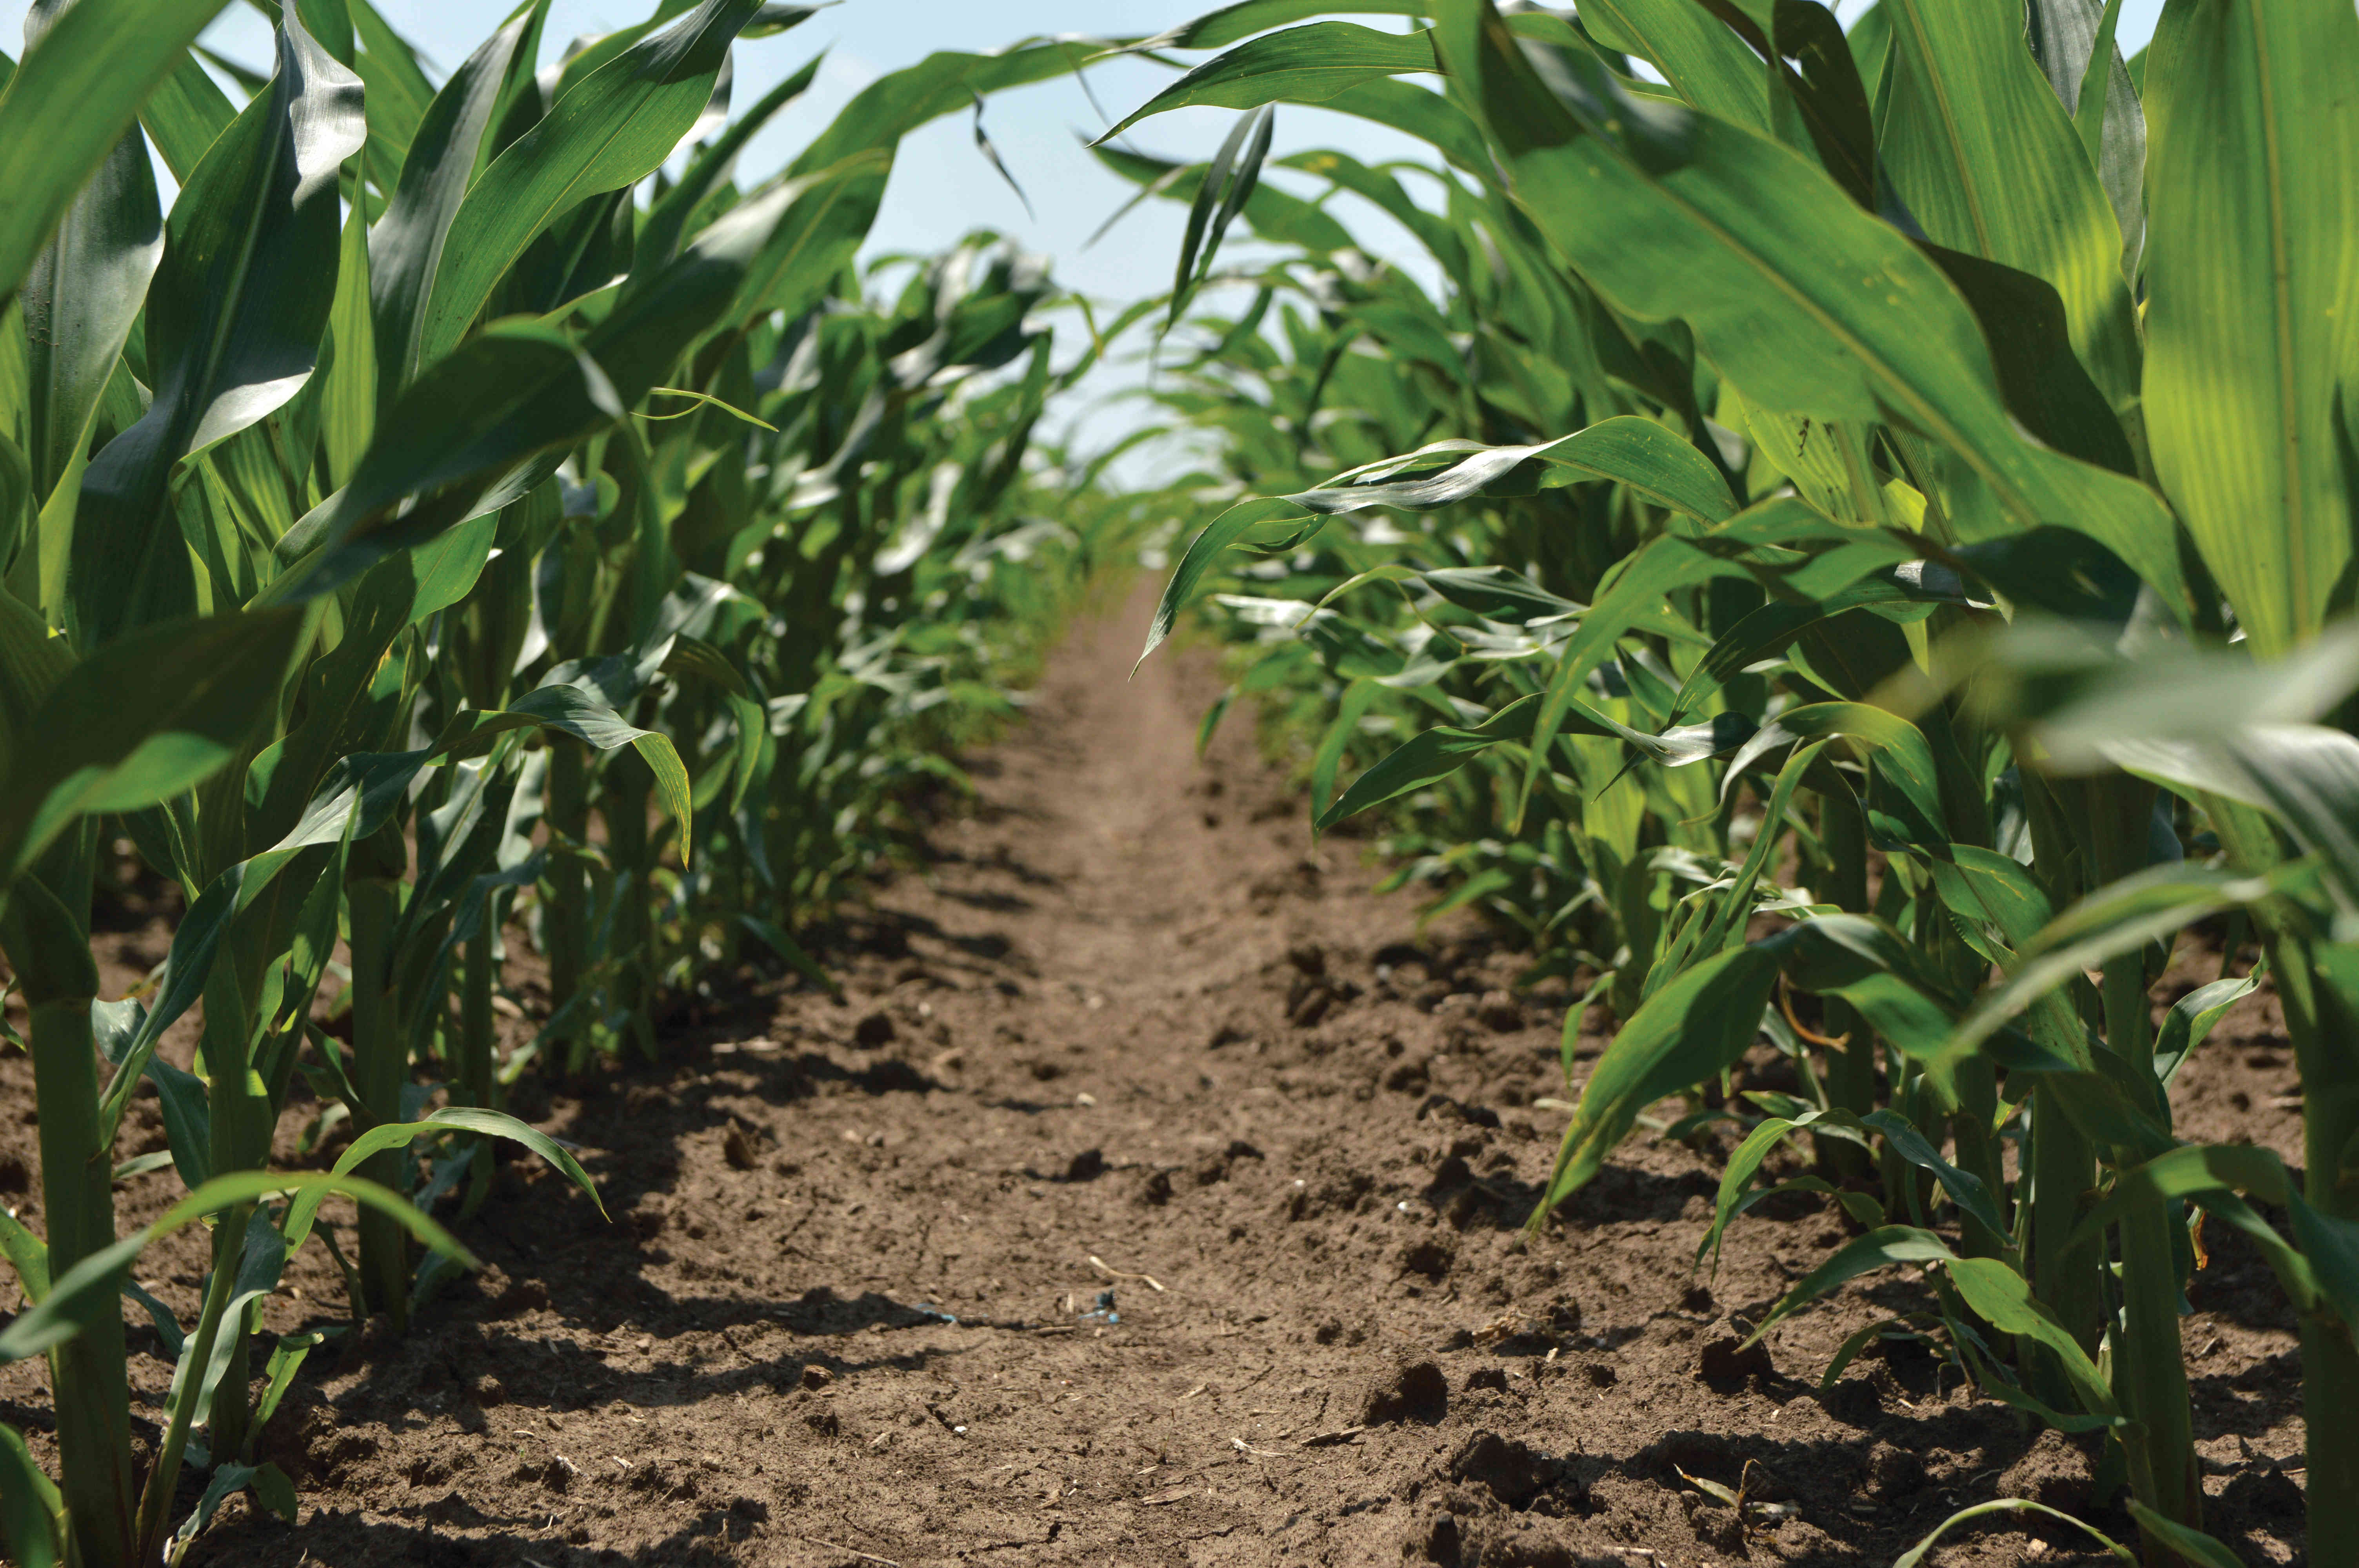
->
(544, 740, 590, 1068)
(604, 761, 654, 1057)
(28, 996, 137, 1567)
(3, 858, 135, 1567)
(346, 875, 410, 1332)
(197, 964, 265, 1463)
(2020, 776, 2105, 1368)
(1818, 791, 1875, 1180)
(2088, 773, 2199, 1554)
(459, 894, 497, 1112)
(132, 1202, 251, 1568)
(458, 892, 500, 1220)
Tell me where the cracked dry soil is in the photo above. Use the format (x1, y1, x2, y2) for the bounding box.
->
(2, 585, 2311, 1568)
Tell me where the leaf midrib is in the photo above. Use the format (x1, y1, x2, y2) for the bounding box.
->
(2248, 0, 2305, 624)
(1891, 0, 1996, 260)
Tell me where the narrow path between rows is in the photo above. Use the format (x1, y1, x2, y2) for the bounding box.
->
(186, 586, 2296, 1568)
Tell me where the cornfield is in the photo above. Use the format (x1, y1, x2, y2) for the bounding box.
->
(3, 0, 2356, 1564)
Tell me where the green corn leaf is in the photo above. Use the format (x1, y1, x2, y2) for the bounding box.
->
(0, 607, 305, 884)
(1087, 139, 1354, 255)
(1127, 0, 1422, 53)
(1515, 500, 1920, 832)
(67, 1, 365, 647)
(2097, 727, 2359, 918)
(1169, 104, 1272, 329)
(1538, 941, 1785, 1217)
(1314, 74, 1493, 176)
(18, 98, 162, 511)
(1664, 562, 1971, 722)
(1416, 565, 1581, 627)
(139, 49, 240, 182)
(1945, 1256, 2115, 1417)
(1945, 863, 2286, 1067)
(349, 0, 437, 174)
(0, 1169, 473, 1366)
(414, 0, 761, 370)
(1541, 912, 1965, 1220)
(1749, 1223, 1958, 1339)
(2119, 1507, 2245, 1568)
(1141, 418, 1739, 667)
(2142, 0, 2359, 654)
(1098, 22, 1439, 142)
(438, 684, 696, 866)
(1726, 701, 1946, 847)
(1697, 1115, 1816, 1275)
(2152, 972, 2260, 1087)
(277, 161, 880, 600)
(739, 912, 843, 1000)
(2062, 1142, 2359, 1339)
(1878, 0, 2140, 406)
(0, 0, 235, 307)
(2024, 0, 2145, 265)
(282, 1106, 605, 1249)
(1894, 1499, 2134, 1567)
(0, 1207, 49, 1302)
(636, 51, 821, 274)
(0, 1422, 62, 1568)
(1576, 0, 1770, 126)
(368, 2, 545, 403)
(320, 169, 376, 490)
(1280, 147, 1472, 288)
(1431, 1, 2184, 603)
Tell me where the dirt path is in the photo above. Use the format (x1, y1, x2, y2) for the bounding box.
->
(139, 587, 2306, 1567)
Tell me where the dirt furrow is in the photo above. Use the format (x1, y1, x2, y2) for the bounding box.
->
(69, 586, 2303, 1567)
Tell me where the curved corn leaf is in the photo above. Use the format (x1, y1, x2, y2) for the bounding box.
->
(0, 1170, 472, 1366)
(1894, 1499, 2134, 1568)
(1750, 1223, 1958, 1337)
(2142, 0, 2359, 654)
(0, 1422, 61, 1568)
(1430, 1, 2184, 605)
(282, 1107, 605, 1249)
(1098, 22, 1438, 142)
(18, 71, 162, 510)
(0, 0, 233, 307)
(369, 3, 547, 402)
(415, 0, 761, 369)
(67, 2, 364, 646)
(138, 46, 239, 181)
(1576, 0, 1769, 127)
(1142, 418, 1739, 667)
(1879, 0, 2139, 405)
(1128, 0, 1421, 53)
(0, 608, 305, 884)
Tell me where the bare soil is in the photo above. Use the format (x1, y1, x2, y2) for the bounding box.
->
(1, 587, 2311, 1568)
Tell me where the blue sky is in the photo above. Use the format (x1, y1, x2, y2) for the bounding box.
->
(7, 0, 2170, 470)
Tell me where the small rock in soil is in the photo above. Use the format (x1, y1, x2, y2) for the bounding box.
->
(1361, 1358, 1449, 1425)
(1463, 1365, 1508, 1394)
(1476, 992, 1525, 1033)
(1698, 1335, 1773, 1385)
(1449, 1430, 1579, 1511)
(1065, 1147, 1106, 1182)
(1401, 1237, 1455, 1279)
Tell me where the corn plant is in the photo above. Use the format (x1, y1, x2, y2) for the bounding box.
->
(1121, 0, 2359, 1563)
(0, 0, 1131, 1561)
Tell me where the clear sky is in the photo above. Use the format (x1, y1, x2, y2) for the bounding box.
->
(5, 0, 2169, 472)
